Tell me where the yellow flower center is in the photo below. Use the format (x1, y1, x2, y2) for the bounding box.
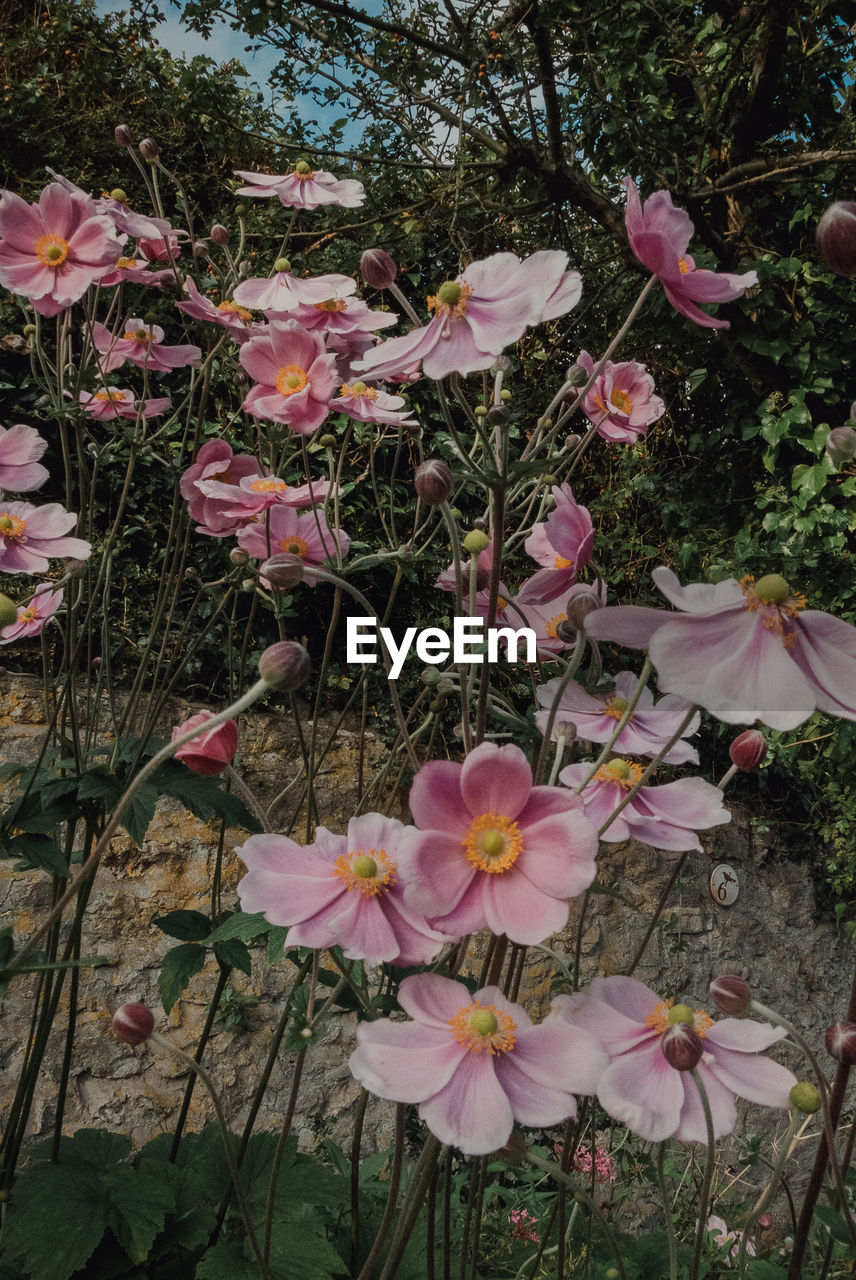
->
(594, 758, 644, 788)
(462, 812, 523, 874)
(740, 573, 807, 650)
(610, 388, 633, 414)
(544, 612, 567, 640)
(218, 300, 254, 323)
(20, 606, 37, 621)
(35, 233, 69, 267)
(604, 695, 630, 721)
(0, 513, 26, 538)
(448, 999, 517, 1055)
(427, 279, 473, 319)
(116, 256, 138, 269)
(553, 555, 573, 569)
(678, 257, 691, 274)
(275, 365, 308, 396)
(277, 536, 309, 557)
(250, 478, 288, 493)
(333, 847, 396, 896)
(645, 998, 714, 1038)
(93, 389, 129, 403)
(124, 328, 154, 345)
(340, 381, 378, 401)
(315, 298, 347, 312)
(294, 160, 316, 179)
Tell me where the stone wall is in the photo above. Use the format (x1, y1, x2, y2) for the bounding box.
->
(1, 672, 851, 1183)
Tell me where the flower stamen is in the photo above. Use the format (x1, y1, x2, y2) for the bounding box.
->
(218, 299, 254, 323)
(427, 279, 473, 319)
(740, 574, 807, 650)
(449, 999, 516, 1055)
(462, 812, 523, 873)
(275, 365, 308, 396)
(35, 233, 70, 268)
(0, 513, 27, 539)
(594, 758, 644, 788)
(646, 998, 713, 1038)
(277, 535, 309, 557)
(333, 846, 396, 896)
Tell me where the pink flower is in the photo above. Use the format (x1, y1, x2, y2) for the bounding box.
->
(553, 976, 797, 1143)
(179, 440, 261, 536)
(172, 710, 237, 776)
(175, 279, 264, 344)
(401, 741, 598, 945)
(349, 972, 607, 1155)
(572, 1145, 615, 1184)
(517, 484, 594, 606)
(78, 387, 171, 420)
(232, 268, 357, 314)
(288, 296, 397, 338)
(138, 233, 182, 265)
(236, 815, 449, 965)
(91, 318, 201, 373)
(509, 1208, 540, 1244)
(236, 505, 349, 578)
(575, 349, 665, 442)
(436, 539, 495, 594)
(98, 255, 173, 288)
(0, 584, 63, 643)
(585, 565, 856, 730)
(194, 472, 335, 522)
(510, 596, 572, 657)
(331, 381, 417, 427)
(357, 251, 582, 381)
(0, 501, 90, 573)
(234, 164, 366, 210)
(0, 424, 49, 492)
(624, 177, 757, 329)
(536, 671, 700, 765)
(0, 182, 124, 317)
(706, 1215, 755, 1266)
(559, 758, 729, 851)
(239, 320, 339, 433)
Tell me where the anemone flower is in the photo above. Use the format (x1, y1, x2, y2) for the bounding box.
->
(172, 711, 238, 777)
(236, 505, 348, 578)
(175, 278, 264, 343)
(179, 440, 262, 536)
(575, 349, 665, 442)
(401, 740, 598, 945)
(239, 319, 339, 433)
(0, 584, 64, 643)
(91, 318, 201, 374)
(236, 816, 448, 966)
(194, 472, 334, 521)
(585, 565, 856, 730)
(0, 501, 90, 573)
(516, 484, 594, 606)
(331, 381, 417, 427)
(553, 976, 796, 1143)
(234, 164, 366, 210)
(0, 424, 49, 493)
(78, 387, 171, 420)
(624, 177, 757, 329)
(349, 972, 607, 1155)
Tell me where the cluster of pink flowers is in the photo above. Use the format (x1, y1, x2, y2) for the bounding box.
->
(509, 1208, 540, 1244)
(572, 1144, 616, 1184)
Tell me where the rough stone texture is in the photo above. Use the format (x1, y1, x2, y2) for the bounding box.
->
(1, 673, 850, 1204)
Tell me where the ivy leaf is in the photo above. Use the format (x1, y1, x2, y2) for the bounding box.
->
(159, 942, 207, 1012)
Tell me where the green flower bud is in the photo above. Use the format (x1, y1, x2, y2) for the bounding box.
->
(273, 257, 292, 274)
(789, 1082, 822, 1114)
(0, 593, 18, 628)
(463, 530, 490, 555)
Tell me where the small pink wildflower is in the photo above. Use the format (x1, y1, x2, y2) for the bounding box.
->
(509, 1208, 540, 1244)
(349, 972, 607, 1155)
(239, 320, 339, 434)
(234, 163, 366, 210)
(706, 1215, 756, 1266)
(575, 348, 665, 442)
(0, 501, 90, 574)
(331, 381, 417, 427)
(624, 177, 757, 329)
(572, 1145, 616, 1184)
(0, 182, 124, 317)
(0, 583, 64, 643)
(0, 423, 49, 493)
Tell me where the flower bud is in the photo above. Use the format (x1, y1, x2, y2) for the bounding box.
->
(22, 323, 38, 336)
(235, 203, 247, 217)
(789, 1082, 822, 1114)
(826, 426, 856, 464)
(500, 388, 511, 403)
(565, 589, 603, 633)
(709, 974, 751, 1016)
(273, 256, 291, 274)
(114, 124, 136, 147)
(109, 188, 128, 204)
(565, 434, 582, 450)
(139, 137, 160, 162)
(825, 1021, 856, 1065)
(113, 1003, 154, 1044)
(850, 401, 856, 422)
(260, 553, 304, 589)
(241, 577, 256, 592)
(421, 667, 441, 686)
(490, 355, 511, 374)
(229, 547, 249, 566)
(0, 593, 18, 628)
(816, 202, 856, 277)
(234, 368, 250, 388)
(258, 640, 311, 690)
(193, 240, 210, 259)
(661, 1022, 703, 1071)
(415, 459, 453, 506)
(360, 247, 397, 289)
(474, 405, 488, 417)
(487, 404, 509, 426)
(758, 1213, 773, 1230)
(729, 729, 767, 772)
(173, 711, 238, 776)
(210, 223, 230, 246)
(463, 530, 490, 555)
(566, 362, 589, 387)
(318, 434, 337, 449)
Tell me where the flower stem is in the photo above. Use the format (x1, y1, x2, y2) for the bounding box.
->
(689, 1069, 716, 1280)
(657, 1142, 679, 1280)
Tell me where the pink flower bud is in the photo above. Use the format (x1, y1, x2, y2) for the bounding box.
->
(825, 1021, 856, 1065)
(709, 974, 751, 1016)
(260, 553, 305, 590)
(826, 426, 856, 464)
(172, 711, 238, 776)
(210, 223, 230, 246)
(360, 248, 397, 289)
(113, 1003, 154, 1044)
(566, 589, 603, 633)
(758, 1213, 773, 1230)
(816, 202, 856, 277)
(230, 547, 250, 566)
(139, 137, 160, 162)
(729, 729, 766, 772)
(661, 1022, 703, 1071)
(414, 459, 453, 506)
(114, 124, 136, 147)
(258, 640, 311, 690)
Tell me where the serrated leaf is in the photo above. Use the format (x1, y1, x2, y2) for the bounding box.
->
(205, 911, 268, 943)
(196, 1239, 258, 1279)
(267, 925, 289, 963)
(159, 942, 207, 1012)
(154, 909, 212, 941)
(267, 1220, 347, 1280)
(153, 762, 261, 832)
(123, 782, 160, 846)
(213, 937, 252, 974)
(1, 832, 68, 875)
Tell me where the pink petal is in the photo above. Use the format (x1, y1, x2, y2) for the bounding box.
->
(706, 1042, 796, 1107)
(584, 604, 670, 648)
(507, 1021, 607, 1096)
(597, 1041, 685, 1141)
(516, 810, 597, 898)
(419, 1051, 514, 1155)
(403, 829, 476, 917)
(482, 869, 571, 944)
(590, 975, 662, 1022)
(790, 611, 856, 722)
(459, 742, 533, 819)
(398, 972, 473, 1028)
(674, 1060, 737, 1143)
(408, 760, 470, 834)
(349, 1020, 464, 1102)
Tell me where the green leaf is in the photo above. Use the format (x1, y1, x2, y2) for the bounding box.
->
(159, 942, 207, 1012)
(123, 782, 160, 846)
(267, 1220, 348, 1280)
(153, 762, 261, 832)
(205, 911, 268, 943)
(213, 938, 252, 974)
(814, 1203, 852, 1244)
(0, 832, 68, 875)
(267, 925, 289, 963)
(196, 1240, 258, 1279)
(154, 909, 212, 941)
